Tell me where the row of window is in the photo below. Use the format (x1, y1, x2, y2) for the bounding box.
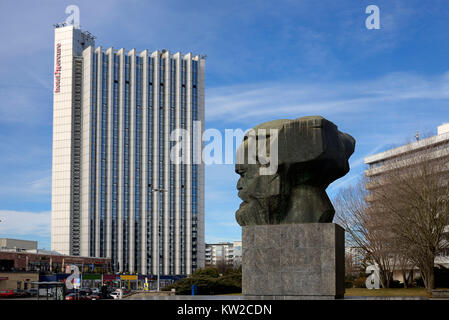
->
(84, 52, 202, 274)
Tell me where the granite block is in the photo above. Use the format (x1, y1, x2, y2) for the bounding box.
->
(242, 223, 345, 299)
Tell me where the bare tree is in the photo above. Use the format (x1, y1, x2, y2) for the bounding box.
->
(215, 259, 230, 274)
(345, 247, 370, 278)
(394, 244, 415, 289)
(345, 252, 357, 278)
(334, 180, 398, 288)
(369, 149, 449, 292)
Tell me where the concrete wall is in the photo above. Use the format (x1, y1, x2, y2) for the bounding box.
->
(0, 239, 37, 250)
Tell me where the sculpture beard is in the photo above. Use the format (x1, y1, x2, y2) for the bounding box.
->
(235, 162, 335, 225)
(235, 167, 285, 226)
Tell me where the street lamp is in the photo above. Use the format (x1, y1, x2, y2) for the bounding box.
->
(149, 184, 167, 292)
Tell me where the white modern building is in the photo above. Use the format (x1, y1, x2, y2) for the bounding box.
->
(364, 123, 449, 178)
(205, 241, 242, 269)
(51, 24, 205, 276)
(364, 123, 449, 282)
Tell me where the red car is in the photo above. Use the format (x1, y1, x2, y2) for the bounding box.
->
(0, 290, 16, 298)
(87, 293, 101, 300)
(65, 293, 79, 300)
(65, 292, 90, 300)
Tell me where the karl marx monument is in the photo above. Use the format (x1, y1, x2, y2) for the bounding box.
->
(235, 115, 355, 299)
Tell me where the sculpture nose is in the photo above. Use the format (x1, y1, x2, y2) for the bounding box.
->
(237, 178, 244, 190)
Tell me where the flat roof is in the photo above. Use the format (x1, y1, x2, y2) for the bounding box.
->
(0, 238, 37, 242)
(365, 130, 449, 164)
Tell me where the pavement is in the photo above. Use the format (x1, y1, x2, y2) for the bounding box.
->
(2, 293, 443, 300)
(125, 294, 431, 300)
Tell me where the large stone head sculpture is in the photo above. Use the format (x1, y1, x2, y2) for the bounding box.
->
(235, 115, 355, 226)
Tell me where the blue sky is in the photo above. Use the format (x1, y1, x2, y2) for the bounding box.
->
(0, 0, 448, 250)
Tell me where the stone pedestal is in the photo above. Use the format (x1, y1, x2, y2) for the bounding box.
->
(242, 223, 345, 299)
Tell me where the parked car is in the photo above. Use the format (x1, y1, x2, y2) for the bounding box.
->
(88, 293, 101, 300)
(14, 289, 30, 297)
(65, 288, 75, 295)
(65, 293, 78, 301)
(91, 288, 100, 294)
(109, 291, 120, 300)
(26, 288, 38, 297)
(0, 290, 16, 298)
(80, 288, 92, 294)
(65, 292, 90, 301)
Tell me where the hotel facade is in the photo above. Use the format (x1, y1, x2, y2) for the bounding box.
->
(51, 25, 205, 276)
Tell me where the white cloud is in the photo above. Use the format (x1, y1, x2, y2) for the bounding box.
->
(27, 175, 52, 195)
(21, 66, 52, 90)
(206, 71, 449, 124)
(0, 171, 51, 197)
(347, 139, 405, 170)
(0, 210, 51, 237)
(328, 174, 361, 194)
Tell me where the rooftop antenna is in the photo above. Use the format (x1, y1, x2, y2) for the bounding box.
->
(415, 131, 420, 141)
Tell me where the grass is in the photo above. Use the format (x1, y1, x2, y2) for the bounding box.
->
(219, 289, 429, 297)
(217, 288, 448, 297)
(345, 288, 430, 297)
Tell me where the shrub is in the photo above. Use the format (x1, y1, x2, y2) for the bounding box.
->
(192, 267, 220, 278)
(353, 276, 367, 288)
(162, 267, 242, 295)
(214, 273, 241, 294)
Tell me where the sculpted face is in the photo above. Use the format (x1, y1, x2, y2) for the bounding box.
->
(235, 116, 355, 226)
(235, 120, 286, 225)
(235, 162, 282, 225)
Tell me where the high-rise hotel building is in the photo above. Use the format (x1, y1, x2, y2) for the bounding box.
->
(51, 25, 205, 276)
